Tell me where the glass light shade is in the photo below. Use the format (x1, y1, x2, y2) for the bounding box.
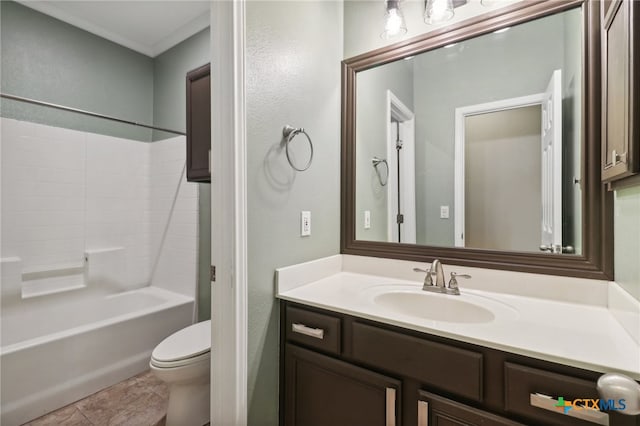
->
(424, 0, 455, 24)
(381, 2, 407, 39)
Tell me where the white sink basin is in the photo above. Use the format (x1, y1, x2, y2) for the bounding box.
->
(363, 285, 518, 324)
(374, 291, 495, 323)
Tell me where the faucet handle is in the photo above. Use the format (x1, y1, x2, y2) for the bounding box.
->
(448, 272, 471, 291)
(413, 267, 436, 287)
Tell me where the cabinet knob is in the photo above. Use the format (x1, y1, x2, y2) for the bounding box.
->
(597, 373, 640, 415)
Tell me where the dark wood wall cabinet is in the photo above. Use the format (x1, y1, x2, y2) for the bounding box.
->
(186, 63, 211, 183)
(280, 301, 640, 426)
(601, 0, 639, 184)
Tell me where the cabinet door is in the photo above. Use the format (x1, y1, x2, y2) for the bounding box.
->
(284, 344, 400, 426)
(418, 391, 523, 426)
(186, 63, 211, 182)
(601, 0, 639, 182)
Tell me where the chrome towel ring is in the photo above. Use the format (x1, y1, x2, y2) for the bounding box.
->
(372, 156, 389, 186)
(283, 125, 313, 171)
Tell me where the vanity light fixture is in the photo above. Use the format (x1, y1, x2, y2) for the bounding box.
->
(424, 0, 468, 25)
(381, 0, 408, 39)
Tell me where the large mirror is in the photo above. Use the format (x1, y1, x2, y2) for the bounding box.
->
(341, 0, 613, 279)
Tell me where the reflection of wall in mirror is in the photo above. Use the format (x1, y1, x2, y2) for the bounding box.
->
(412, 9, 582, 248)
(356, 59, 414, 241)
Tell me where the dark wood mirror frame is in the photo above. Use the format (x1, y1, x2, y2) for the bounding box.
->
(341, 0, 614, 280)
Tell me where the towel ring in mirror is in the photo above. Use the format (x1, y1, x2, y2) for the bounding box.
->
(372, 157, 389, 186)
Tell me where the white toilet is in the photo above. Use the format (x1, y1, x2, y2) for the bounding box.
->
(150, 320, 211, 426)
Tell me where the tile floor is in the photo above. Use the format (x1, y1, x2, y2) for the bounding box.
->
(24, 371, 169, 426)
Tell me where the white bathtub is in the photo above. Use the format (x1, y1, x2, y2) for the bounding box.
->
(0, 286, 194, 426)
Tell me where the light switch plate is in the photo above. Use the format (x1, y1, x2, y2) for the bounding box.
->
(440, 205, 450, 219)
(364, 211, 371, 229)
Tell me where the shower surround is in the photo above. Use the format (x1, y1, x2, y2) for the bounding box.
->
(0, 118, 198, 425)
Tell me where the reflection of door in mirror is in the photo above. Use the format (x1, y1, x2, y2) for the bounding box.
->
(541, 69, 563, 253)
(454, 70, 567, 253)
(386, 91, 416, 243)
(457, 102, 543, 252)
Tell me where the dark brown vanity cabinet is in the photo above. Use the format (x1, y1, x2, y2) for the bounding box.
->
(601, 0, 639, 183)
(280, 301, 639, 426)
(284, 344, 401, 426)
(186, 63, 211, 182)
(418, 391, 522, 426)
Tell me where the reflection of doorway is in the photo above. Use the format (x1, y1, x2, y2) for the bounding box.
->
(386, 90, 416, 243)
(454, 70, 563, 252)
(460, 105, 542, 251)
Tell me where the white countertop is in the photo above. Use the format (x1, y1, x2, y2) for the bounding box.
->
(276, 255, 640, 379)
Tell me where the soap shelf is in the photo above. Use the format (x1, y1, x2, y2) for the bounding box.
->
(21, 260, 86, 281)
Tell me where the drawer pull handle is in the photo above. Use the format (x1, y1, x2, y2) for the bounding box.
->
(291, 323, 324, 339)
(418, 400, 429, 426)
(530, 393, 609, 426)
(386, 387, 396, 426)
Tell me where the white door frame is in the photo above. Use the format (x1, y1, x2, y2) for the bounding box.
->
(385, 90, 416, 244)
(453, 93, 545, 247)
(210, 1, 248, 425)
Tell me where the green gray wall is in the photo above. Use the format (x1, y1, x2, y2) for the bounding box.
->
(152, 28, 210, 140)
(0, 1, 154, 141)
(246, 1, 342, 424)
(615, 186, 640, 301)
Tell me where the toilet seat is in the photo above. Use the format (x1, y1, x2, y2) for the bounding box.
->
(151, 350, 210, 369)
(151, 320, 211, 368)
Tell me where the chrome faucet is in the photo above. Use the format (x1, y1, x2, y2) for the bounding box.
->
(430, 259, 446, 288)
(413, 259, 470, 296)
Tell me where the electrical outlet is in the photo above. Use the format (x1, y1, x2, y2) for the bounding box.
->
(364, 211, 371, 229)
(440, 205, 450, 219)
(301, 211, 311, 236)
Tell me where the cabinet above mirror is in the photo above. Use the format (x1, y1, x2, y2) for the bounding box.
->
(341, 0, 613, 279)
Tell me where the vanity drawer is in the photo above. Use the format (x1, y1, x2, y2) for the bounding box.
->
(351, 322, 483, 401)
(504, 362, 605, 425)
(285, 306, 341, 355)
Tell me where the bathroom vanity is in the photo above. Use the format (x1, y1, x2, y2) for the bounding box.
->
(277, 0, 640, 424)
(276, 255, 640, 426)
